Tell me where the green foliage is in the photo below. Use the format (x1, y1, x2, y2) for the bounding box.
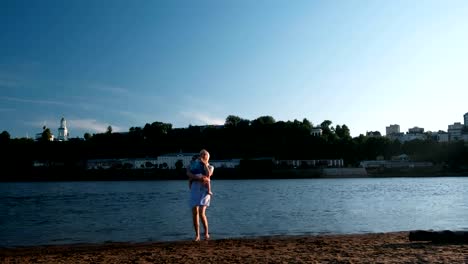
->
(84, 133, 92, 141)
(0, 130, 10, 143)
(175, 159, 184, 170)
(41, 127, 53, 142)
(335, 124, 351, 140)
(252, 116, 276, 127)
(145, 161, 154, 168)
(143, 121, 172, 142)
(320, 120, 334, 142)
(225, 115, 243, 128)
(302, 118, 313, 133)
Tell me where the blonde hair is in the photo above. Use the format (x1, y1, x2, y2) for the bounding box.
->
(200, 149, 210, 159)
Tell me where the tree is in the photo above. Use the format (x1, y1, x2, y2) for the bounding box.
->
(143, 121, 172, 142)
(320, 120, 337, 142)
(41, 126, 53, 141)
(0, 130, 10, 143)
(252, 116, 276, 127)
(302, 118, 313, 133)
(84, 133, 92, 141)
(175, 159, 184, 170)
(129, 126, 143, 137)
(225, 115, 242, 128)
(335, 124, 351, 140)
(341, 125, 351, 138)
(362, 137, 391, 160)
(106, 126, 113, 134)
(321, 120, 332, 132)
(238, 119, 251, 128)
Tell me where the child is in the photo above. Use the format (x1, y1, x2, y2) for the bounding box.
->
(188, 153, 213, 195)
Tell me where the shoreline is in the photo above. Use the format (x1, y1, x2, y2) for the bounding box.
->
(1, 174, 468, 182)
(1, 166, 468, 182)
(2, 232, 468, 263)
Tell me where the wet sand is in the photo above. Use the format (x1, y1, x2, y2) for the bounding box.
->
(2, 232, 468, 263)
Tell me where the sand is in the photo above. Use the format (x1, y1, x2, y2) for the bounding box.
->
(1, 232, 468, 263)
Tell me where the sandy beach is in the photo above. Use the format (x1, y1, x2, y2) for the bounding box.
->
(1, 232, 468, 263)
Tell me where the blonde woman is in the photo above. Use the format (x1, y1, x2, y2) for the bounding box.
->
(187, 149, 214, 241)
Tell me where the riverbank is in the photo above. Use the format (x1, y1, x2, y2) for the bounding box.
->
(2, 167, 468, 181)
(1, 232, 468, 263)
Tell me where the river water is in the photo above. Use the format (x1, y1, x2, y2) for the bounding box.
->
(1, 177, 467, 247)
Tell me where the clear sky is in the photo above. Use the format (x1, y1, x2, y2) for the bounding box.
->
(1, 0, 467, 138)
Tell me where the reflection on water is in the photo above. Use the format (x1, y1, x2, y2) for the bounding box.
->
(1, 177, 468, 246)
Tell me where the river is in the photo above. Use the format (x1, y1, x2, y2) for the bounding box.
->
(1, 177, 467, 246)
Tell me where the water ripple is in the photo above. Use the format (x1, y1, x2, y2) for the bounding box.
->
(1, 177, 468, 246)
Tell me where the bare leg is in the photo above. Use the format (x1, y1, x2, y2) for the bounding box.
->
(199, 206, 209, 240)
(192, 206, 200, 241)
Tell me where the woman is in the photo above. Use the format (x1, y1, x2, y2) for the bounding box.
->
(187, 149, 214, 241)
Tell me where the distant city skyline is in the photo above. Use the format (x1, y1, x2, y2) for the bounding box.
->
(2, 1, 468, 138)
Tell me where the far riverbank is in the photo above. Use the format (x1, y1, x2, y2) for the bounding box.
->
(1, 166, 467, 182)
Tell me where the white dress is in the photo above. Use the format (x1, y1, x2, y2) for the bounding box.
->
(189, 165, 213, 208)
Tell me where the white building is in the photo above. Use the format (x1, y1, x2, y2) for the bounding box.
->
(388, 126, 426, 142)
(434, 131, 449, 143)
(408, 127, 424, 134)
(87, 159, 120, 169)
(398, 134, 426, 142)
(276, 159, 344, 168)
(359, 160, 433, 169)
(386, 124, 400, 135)
(448, 122, 464, 141)
(366, 131, 381, 137)
(210, 159, 241, 168)
(57, 117, 69, 141)
(87, 158, 159, 170)
(87, 154, 230, 170)
(310, 127, 322, 136)
(157, 152, 199, 169)
(132, 158, 158, 169)
(387, 132, 404, 141)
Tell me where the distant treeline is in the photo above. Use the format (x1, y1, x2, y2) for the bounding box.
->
(1, 115, 468, 175)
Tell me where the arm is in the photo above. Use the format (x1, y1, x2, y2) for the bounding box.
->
(186, 163, 205, 181)
(203, 164, 214, 178)
(186, 165, 197, 180)
(200, 164, 213, 184)
(199, 155, 213, 177)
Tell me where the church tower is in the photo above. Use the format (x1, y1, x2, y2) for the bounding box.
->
(57, 117, 69, 141)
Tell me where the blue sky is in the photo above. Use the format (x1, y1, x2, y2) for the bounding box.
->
(1, 0, 467, 138)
